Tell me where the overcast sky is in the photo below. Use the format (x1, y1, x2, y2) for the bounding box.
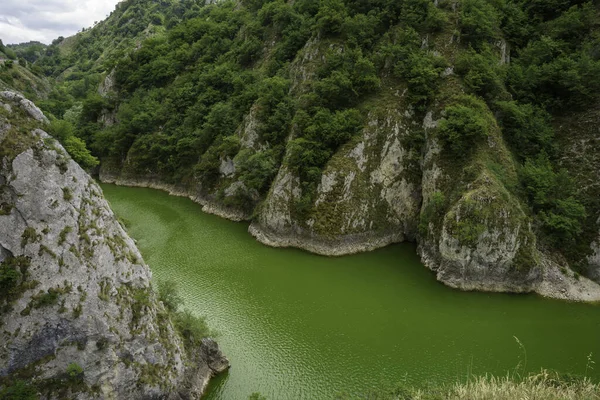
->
(0, 0, 121, 45)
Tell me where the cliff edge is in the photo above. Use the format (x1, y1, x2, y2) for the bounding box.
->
(0, 91, 228, 399)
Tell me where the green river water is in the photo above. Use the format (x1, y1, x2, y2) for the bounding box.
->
(101, 184, 600, 399)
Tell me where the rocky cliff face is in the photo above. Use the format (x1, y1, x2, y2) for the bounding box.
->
(98, 29, 600, 302)
(0, 92, 228, 398)
(249, 96, 421, 255)
(91, 0, 600, 302)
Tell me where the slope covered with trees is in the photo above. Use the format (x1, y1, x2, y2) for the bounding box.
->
(10, 0, 600, 297)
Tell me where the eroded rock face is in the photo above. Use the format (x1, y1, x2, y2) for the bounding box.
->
(96, 34, 600, 301)
(0, 93, 228, 399)
(250, 100, 421, 255)
(419, 175, 541, 293)
(0, 91, 48, 123)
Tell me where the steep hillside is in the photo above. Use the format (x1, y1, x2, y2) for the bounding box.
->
(30, 0, 600, 300)
(0, 91, 228, 398)
(0, 40, 50, 100)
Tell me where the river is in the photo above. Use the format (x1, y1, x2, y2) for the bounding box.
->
(101, 183, 600, 399)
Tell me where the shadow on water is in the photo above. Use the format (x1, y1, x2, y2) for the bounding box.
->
(101, 183, 600, 400)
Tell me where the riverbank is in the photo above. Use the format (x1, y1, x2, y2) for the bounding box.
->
(356, 371, 600, 400)
(98, 172, 600, 303)
(99, 167, 410, 257)
(99, 168, 250, 222)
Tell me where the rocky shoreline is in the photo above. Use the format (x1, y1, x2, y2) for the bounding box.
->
(0, 93, 229, 399)
(99, 170, 600, 303)
(248, 222, 405, 256)
(99, 168, 250, 222)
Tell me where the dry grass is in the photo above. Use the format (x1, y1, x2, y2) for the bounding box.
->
(402, 371, 600, 400)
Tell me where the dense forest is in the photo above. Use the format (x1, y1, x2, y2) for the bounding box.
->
(3, 0, 600, 282)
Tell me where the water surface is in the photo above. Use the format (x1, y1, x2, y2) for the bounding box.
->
(102, 184, 600, 399)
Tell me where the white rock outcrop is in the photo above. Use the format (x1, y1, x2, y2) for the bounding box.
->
(0, 93, 228, 398)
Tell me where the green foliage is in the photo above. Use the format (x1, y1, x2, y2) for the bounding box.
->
(158, 280, 183, 313)
(64, 136, 100, 169)
(540, 198, 587, 243)
(520, 154, 586, 243)
(316, 0, 348, 36)
(396, 51, 446, 109)
(314, 48, 380, 108)
(48, 119, 99, 169)
(460, 0, 502, 47)
(0, 256, 31, 309)
(131, 288, 151, 326)
(495, 101, 554, 160)
(419, 191, 446, 236)
(21, 0, 600, 267)
(456, 45, 507, 101)
(0, 262, 22, 296)
(174, 309, 213, 346)
(507, 34, 600, 111)
(238, 149, 280, 193)
(438, 96, 492, 155)
(66, 362, 84, 382)
(62, 187, 73, 201)
(287, 107, 363, 214)
(0, 380, 37, 400)
(21, 227, 39, 247)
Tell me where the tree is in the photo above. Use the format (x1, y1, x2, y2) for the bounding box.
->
(438, 96, 492, 154)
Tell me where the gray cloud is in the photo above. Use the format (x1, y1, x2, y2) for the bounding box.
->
(0, 0, 120, 44)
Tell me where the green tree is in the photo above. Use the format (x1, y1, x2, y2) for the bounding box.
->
(438, 96, 492, 155)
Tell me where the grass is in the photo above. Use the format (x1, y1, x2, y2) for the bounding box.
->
(447, 371, 600, 400)
(335, 371, 600, 400)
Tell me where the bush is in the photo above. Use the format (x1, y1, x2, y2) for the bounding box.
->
(0, 380, 37, 400)
(419, 191, 446, 235)
(395, 50, 447, 109)
(460, 0, 501, 47)
(48, 119, 99, 170)
(438, 96, 492, 155)
(540, 198, 587, 243)
(66, 362, 84, 382)
(316, 0, 348, 36)
(238, 149, 280, 193)
(314, 48, 380, 108)
(456, 46, 507, 101)
(158, 280, 183, 312)
(520, 153, 587, 243)
(174, 309, 212, 346)
(495, 100, 554, 160)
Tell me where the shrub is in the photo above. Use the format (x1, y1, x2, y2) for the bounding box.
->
(456, 46, 507, 101)
(520, 153, 587, 244)
(174, 309, 212, 346)
(66, 362, 84, 382)
(419, 191, 446, 235)
(21, 227, 39, 247)
(438, 96, 492, 155)
(460, 0, 501, 47)
(540, 198, 586, 243)
(158, 280, 183, 313)
(238, 149, 280, 193)
(495, 101, 554, 160)
(395, 50, 447, 109)
(0, 380, 37, 400)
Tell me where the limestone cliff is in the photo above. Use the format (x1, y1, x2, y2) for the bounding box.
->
(0, 92, 228, 398)
(93, 2, 600, 302)
(249, 94, 421, 255)
(98, 31, 600, 301)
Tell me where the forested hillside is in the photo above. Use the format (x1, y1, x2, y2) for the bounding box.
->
(7, 0, 600, 297)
